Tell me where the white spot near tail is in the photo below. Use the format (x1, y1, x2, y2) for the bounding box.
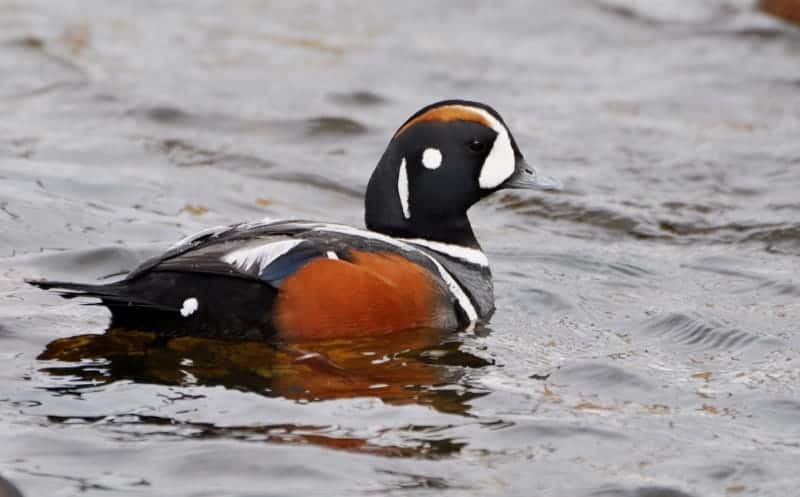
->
(326, 251, 339, 260)
(422, 148, 442, 169)
(180, 297, 199, 317)
(398, 157, 411, 219)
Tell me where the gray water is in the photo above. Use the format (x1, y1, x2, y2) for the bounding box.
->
(1, 1, 799, 496)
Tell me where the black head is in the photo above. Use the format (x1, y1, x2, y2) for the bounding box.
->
(365, 100, 558, 247)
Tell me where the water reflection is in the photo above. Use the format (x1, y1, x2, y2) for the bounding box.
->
(0, 476, 23, 497)
(38, 328, 492, 416)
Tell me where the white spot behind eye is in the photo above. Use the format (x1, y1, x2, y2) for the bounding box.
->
(180, 297, 199, 317)
(422, 148, 442, 169)
(398, 157, 411, 219)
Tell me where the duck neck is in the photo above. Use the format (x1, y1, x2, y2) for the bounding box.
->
(364, 152, 480, 248)
(366, 210, 480, 247)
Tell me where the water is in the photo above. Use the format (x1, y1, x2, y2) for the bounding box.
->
(1, 1, 799, 495)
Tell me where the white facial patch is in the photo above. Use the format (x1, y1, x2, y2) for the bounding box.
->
(180, 297, 199, 317)
(422, 148, 443, 169)
(454, 106, 516, 189)
(397, 157, 411, 219)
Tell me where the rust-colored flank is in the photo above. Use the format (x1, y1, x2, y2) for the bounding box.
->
(394, 105, 491, 137)
(274, 251, 443, 340)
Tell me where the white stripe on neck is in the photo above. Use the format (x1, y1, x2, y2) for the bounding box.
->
(397, 157, 411, 219)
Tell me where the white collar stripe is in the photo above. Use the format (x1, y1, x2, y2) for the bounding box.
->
(399, 238, 488, 266)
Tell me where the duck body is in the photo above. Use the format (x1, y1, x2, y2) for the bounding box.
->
(29, 100, 558, 341)
(35, 220, 493, 340)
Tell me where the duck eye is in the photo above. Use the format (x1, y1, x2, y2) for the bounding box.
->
(468, 140, 486, 153)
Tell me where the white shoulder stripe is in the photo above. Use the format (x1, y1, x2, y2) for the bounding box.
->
(424, 256, 479, 324)
(221, 239, 303, 273)
(312, 224, 478, 323)
(399, 238, 488, 266)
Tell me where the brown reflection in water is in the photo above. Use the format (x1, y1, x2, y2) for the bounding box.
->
(38, 328, 489, 458)
(760, 0, 800, 25)
(39, 327, 491, 416)
(46, 412, 468, 459)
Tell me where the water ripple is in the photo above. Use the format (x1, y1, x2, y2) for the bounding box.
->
(640, 313, 760, 351)
(589, 486, 695, 497)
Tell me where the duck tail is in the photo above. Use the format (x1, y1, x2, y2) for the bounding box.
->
(25, 278, 174, 311)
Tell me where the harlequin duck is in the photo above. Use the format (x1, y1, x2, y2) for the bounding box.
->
(28, 100, 559, 341)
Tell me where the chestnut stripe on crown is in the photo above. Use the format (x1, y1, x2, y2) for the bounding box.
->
(395, 105, 492, 137)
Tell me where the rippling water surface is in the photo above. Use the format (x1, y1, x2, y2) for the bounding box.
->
(1, 1, 799, 496)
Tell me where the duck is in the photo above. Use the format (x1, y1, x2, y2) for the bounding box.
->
(28, 100, 559, 341)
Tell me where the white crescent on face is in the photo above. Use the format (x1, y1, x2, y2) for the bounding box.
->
(460, 106, 516, 189)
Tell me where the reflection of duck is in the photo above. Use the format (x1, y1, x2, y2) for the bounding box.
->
(0, 476, 23, 497)
(760, 0, 800, 25)
(29, 100, 559, 340)
(39, 328, 491, 415)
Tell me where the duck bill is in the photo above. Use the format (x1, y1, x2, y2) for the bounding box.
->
(501, 157, 561, 191)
